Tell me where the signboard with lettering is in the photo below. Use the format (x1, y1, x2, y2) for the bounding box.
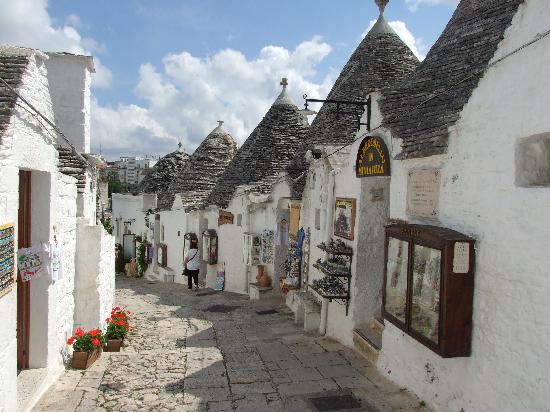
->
(218, 210, 234, 226)
(406, 169, 441, 218)
(356, 136, 391, 178)
(0, 223, 15, 298)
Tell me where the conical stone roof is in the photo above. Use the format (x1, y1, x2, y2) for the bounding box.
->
(206, 80, 309, 208)
(288, 10, 419, 197)
(137, 145, 190, 208)
(379, 0, 523, 159)
(167, 122, 238, 211)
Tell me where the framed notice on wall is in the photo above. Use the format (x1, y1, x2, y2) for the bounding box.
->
(334, 198, 356, 240)
(0, 223, 16, 298)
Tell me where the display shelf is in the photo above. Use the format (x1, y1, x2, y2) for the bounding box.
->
(317, 243, 354, 256)
(307, 283, 349, 301)
(313, 262, 351, 278)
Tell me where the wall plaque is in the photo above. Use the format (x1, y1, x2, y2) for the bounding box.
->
(0, 223, 15, 298)
(356, 136, 391, 178)
(453, 242, 470, 274)
(406, 169, 441, 218)
(218, 210, 234, 226)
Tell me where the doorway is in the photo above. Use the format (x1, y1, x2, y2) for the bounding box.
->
(17, 170, 31, 370)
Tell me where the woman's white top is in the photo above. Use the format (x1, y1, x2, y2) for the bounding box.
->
(185, 248, 201, 270)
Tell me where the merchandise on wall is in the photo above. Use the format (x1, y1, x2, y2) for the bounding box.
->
(0, 223, 15, 298)
(260, 230, 275, 264)
(202, 229, 218, 265)
(243, 233, 261, 266)
(383, 223, 475, 357)
(214, 262, 225, 291)
(17, 245, 47, 282)
(334, 198, 356, 240)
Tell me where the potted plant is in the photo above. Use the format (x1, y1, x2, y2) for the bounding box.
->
(67, 328, 106, 369)
(104, 307, 131, 352)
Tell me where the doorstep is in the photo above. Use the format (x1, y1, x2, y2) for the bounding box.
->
(17, 367, 50, 412)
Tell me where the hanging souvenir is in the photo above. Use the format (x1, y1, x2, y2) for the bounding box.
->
(17, 245, 47, 282)
(48, 239, 63, 282)
(260, 230, 275, 264)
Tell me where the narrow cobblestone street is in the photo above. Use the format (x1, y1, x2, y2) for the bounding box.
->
(35, 277, 428, 412)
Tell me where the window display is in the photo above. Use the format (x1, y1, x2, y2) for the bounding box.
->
(243, 233, 261, 266)
(383, 223, 475, 358)
(384, 238, 408, 322)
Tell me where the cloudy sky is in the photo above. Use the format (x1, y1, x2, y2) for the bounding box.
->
(0, 0, 458, 160)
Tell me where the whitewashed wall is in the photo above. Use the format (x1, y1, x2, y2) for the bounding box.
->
(0, 52, 76, 412)
(74, 219, 115, 332)
(111, 194, 151, 245)
(378, 2, 550, 411)
(158, 208, 187, 282)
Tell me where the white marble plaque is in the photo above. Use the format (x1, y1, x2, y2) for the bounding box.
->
(406, 169, 441, 218)
(453, 242, 470, 274)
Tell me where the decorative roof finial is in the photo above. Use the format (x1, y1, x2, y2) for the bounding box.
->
(217, 120, 224, 127)
(280, 78, 288, 90)
(375, 0, 389, 14)
(178, 142, 182, 149)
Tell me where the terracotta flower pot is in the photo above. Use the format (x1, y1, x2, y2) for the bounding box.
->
(71, 348, 101, 369)
(258, 271, 271, 287)
(256, 265, 265, 283)
(104, 339, 123, 352)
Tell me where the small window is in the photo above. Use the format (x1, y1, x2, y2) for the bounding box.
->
(177, 231, 181, 237)
(236, 214, 243, 227)
(516, 133, 550, 187)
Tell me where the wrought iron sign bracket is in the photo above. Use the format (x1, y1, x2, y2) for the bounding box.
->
(303, 95, 372, 132)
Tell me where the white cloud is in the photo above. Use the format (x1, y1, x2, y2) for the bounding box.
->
(405, 0, 459, 12)
(0, 0, 112, 88)
(92, 37, 335, 159)
(363, 19, 427, 61)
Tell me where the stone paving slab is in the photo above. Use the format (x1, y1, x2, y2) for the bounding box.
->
(33, 276, 430, 412)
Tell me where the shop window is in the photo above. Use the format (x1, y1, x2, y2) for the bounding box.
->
(383, 223, 475, 358)
(202, 229, 218, 265)
(516, 133, 550, 187)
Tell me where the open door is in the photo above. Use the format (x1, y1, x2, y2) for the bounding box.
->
(17, 170, 31, 370)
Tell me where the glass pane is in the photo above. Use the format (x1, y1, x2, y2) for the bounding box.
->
(411, 245, 441, 344)
(385, 238, 409, 322)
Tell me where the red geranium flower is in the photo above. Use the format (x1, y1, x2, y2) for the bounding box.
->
(106, 318, 112, 323)
(91, 338, 100, 347)
(67, 337, 75, 345)
(90, 329, 99, 337)
(126, 311, 131, 315)
(75, 328, 84, 338)
(117, 321, 126, 326)
(113, 306, 120, 311)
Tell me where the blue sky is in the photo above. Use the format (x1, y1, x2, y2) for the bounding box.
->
(0, 0, 458, 159)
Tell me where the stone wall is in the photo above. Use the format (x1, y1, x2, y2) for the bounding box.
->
(377, 2, 550, 410)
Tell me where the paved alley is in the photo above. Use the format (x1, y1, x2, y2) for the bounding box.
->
(35, 277, 428, 412)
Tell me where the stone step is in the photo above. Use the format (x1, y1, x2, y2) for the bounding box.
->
(369, 317, 385, 335)
(353, 321, 384, 365)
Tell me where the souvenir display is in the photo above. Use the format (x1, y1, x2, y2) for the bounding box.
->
(0, 224, 15, 298)
(260, 230, 274, 264)
(214, 263, 225, 291)
(17, 245, 46, 282)
(383, 223, 475, 357)
(243, 233, 261, 265)
(310, 238, 353, 315)
(202, 229, 218, 265)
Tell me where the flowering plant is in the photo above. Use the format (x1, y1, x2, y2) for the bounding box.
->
(67, 328, 106, 352)
(105, 306, 131, 340)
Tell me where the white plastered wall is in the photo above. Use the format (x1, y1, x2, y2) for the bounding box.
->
(111, 194, 151, 245)
(0, 52, 79, 411)
(378, 2, 550, 411)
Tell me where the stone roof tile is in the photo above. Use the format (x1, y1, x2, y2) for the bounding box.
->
(379, 0, 524, 159)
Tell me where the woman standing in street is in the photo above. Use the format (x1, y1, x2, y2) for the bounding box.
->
(184, 238, 201, 289)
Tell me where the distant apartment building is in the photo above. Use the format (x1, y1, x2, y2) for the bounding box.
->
(110, 156, 158, 187)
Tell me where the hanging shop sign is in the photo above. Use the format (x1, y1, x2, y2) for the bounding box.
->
(334, 198, 356, 241)
(0, 223, 15, 298)
(356, 136, 390, 178)
(218, 210, 234, 226)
